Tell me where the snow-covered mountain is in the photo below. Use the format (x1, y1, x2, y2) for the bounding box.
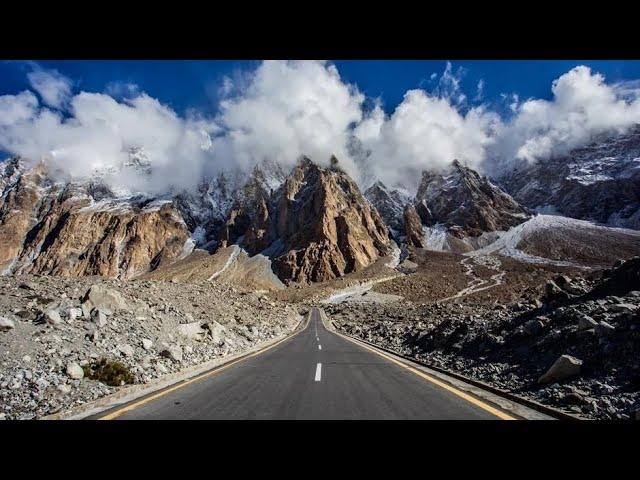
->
(499, 125, 640, 230)
(2, 135, 640, 283)
(365, 160, 531, 252)
(364, 181, 411, 239)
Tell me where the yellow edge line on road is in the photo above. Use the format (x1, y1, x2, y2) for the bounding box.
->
(98, 319, 308, 420)
(335, 330, 517, 420)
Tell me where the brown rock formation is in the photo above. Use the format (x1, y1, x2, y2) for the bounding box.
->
(271, 159, 390, 283)
(220, 158, 391, 284)
(0, 159, 190, 279)
(403, 205, 426, 248)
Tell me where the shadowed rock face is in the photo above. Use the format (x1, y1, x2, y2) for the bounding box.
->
(364, 181, 410, 239)
(403, 205, 426, 249)
(499, 126, 640, 230)
(415, 160, 531, 237)
(221, 158, 391, 284)
(365, 160, 531, 250)
(0, 159, 190, 279)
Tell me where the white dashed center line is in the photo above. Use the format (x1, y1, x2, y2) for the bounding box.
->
(318, 345, 322, 350)
(315, 363, 322, 382)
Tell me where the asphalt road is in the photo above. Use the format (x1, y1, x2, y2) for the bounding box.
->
(97, 308, 507, 420)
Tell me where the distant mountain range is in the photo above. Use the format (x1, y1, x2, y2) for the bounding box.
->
(1, 127, 640, 283)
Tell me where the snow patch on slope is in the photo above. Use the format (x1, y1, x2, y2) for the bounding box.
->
(469, 214, 640, 267)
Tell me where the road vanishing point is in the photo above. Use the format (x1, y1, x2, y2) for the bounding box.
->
(94, 308, 522, 420)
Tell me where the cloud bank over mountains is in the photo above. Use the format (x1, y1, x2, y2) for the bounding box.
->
(1, 60, 640, 194)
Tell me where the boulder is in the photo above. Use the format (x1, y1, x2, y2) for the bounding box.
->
(203, 320, 227, 344)
(0, 316, 15, 331)
(117, 344, 134, 357)
(177, 321, 205, 341)
(538, 354, 583, 384)
(160, 346, 183, 362)
(523, 319, 545, 336)
(57, 384, 72, 394)
(141, 338, 153, 351)
(90, 309, 108, 328)
(610, 303, 638, 314)
(544, 280, 571, 303)
(578, 315, 598, 330)
(68, 308, 83, 322)
(44, 309, 62, 325)
(82, 285, 128, 312)
(81, 302, 92, 319)
(595, 321, 615, 337)
(66, 362, 84, 380)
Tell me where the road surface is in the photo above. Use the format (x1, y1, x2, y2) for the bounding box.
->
(95, 308, 512, 420)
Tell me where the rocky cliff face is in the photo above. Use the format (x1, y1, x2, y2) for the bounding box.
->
(364, 181, 411, 240)
(221, 158, 391, 284)
(0, 159, 191, 279)
(365, 160, 531, 251)
(1, 156, 391, 284)
(272, 158, 391, 283)
(499, 126, 640, 230)
(415, 159, 531, 237)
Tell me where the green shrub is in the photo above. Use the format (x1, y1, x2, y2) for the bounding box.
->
(82, 358, 135, 386)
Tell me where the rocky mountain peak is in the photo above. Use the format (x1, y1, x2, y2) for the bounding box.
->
(364, 181, 411, 239)
(415, 159, 531, 237)
(271, 158, 391, 283)
(216, 157, 392, 284)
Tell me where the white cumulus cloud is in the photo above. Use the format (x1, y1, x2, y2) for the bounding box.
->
(488, 66, 640, 174)
(26, 67, 72, 109)
(210, 60, 365, 179)
(3, 61, 640, 197)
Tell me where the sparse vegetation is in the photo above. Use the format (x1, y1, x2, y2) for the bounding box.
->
(82, 358, 135, 386)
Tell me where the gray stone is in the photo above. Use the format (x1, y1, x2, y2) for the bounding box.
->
(44, 310, 62, 325)
(117, 344, 134, 357)
(177, 321, 205, 340)
(57, 384, 72, 394)
(595, 321, 615, 337)
(160, 346, 183, 362)
(68, 308, 83, 322)
(578, 315, 598, 330)
(90, 309, 108, 328)
(66, 362, 84, 380)
(0, 316, 15, 331)
(82, 284, 128, 312)
(141, 338, 153, 351)
(203, 320, 226, 344)
(538, 354, 583, 384)
(81, 302, 92, 319)
(85, 327, 100, 342)
(611, 303, 637, 314)
(523, 319, 545, 335)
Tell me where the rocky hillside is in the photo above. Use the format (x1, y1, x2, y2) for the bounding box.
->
(415, 159, 531, 237)
(1, 156, 391, 285)
(0, 275, 301, 419)
(364, 181, 411, 239)
(331, 256, 640, 420)
(500, 125, 640, 230)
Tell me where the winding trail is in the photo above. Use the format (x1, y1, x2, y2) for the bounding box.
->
(438, 255, 505, 303)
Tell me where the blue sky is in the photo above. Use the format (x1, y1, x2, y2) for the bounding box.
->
(3, 59, 640, 192)
(3, 60, 640, 116)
